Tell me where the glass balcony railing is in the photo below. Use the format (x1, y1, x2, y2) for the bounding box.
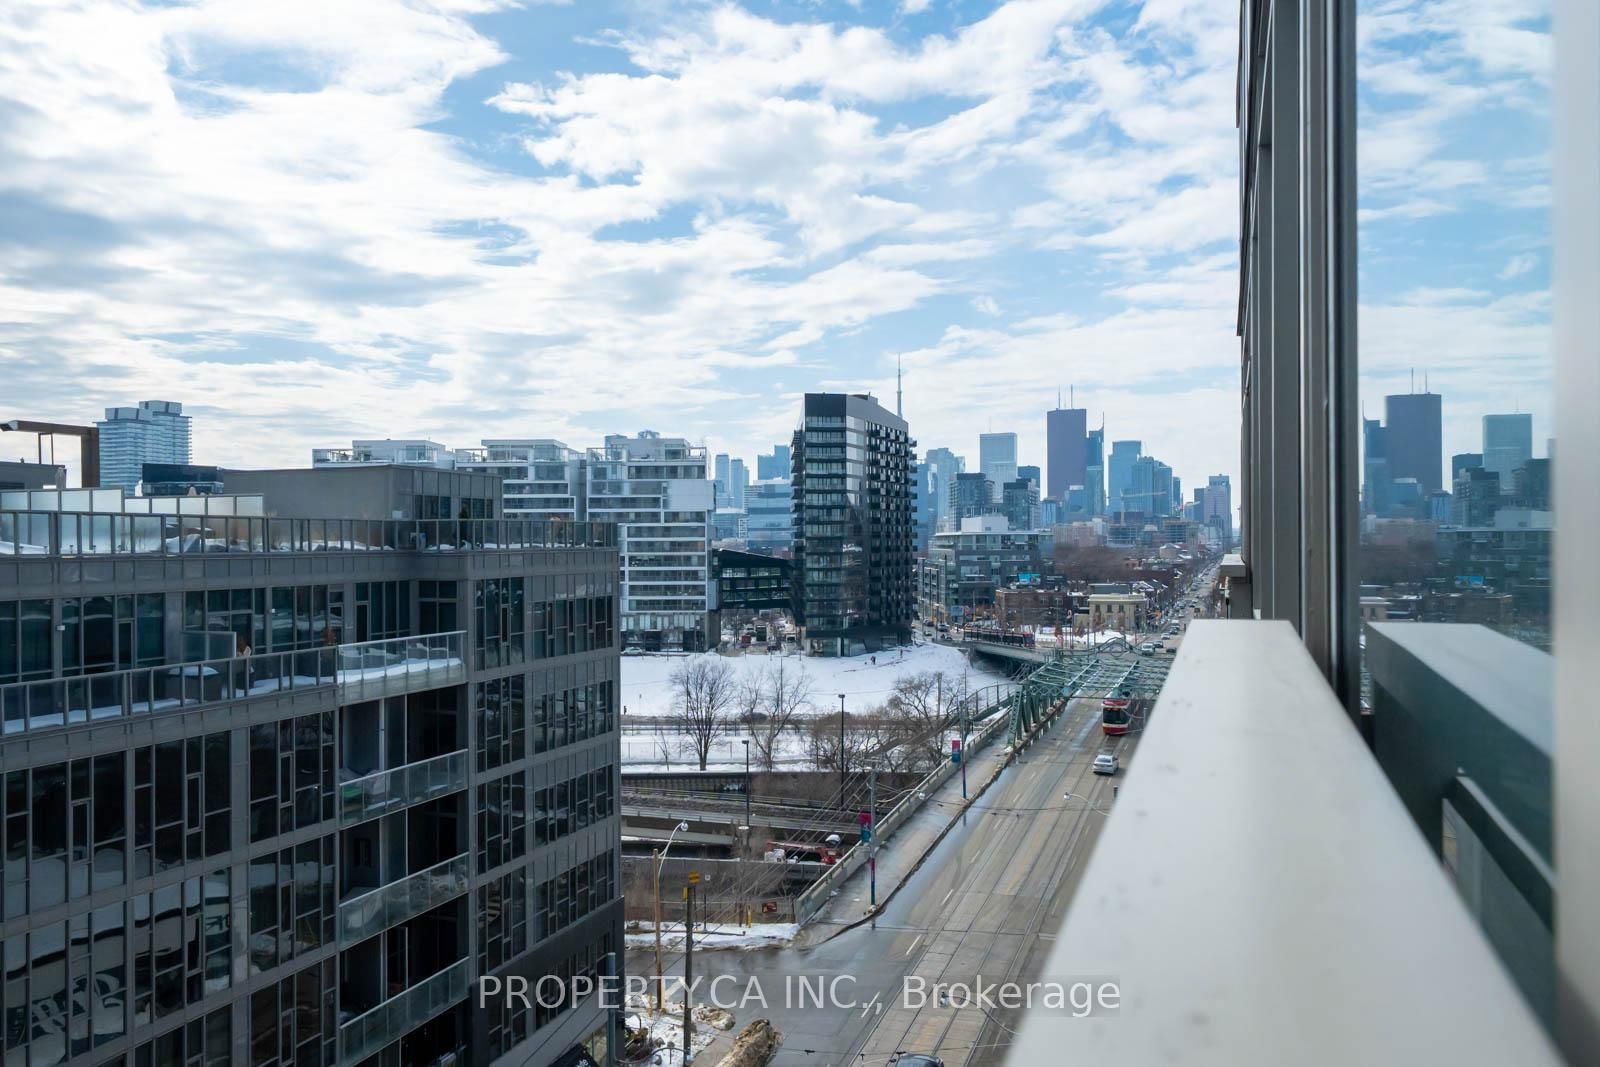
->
(339, 750, 469, 825)
(335, 631, 466, 703)
(0, 510, 616, 558)
(338, 956, 473, 1065)
(1, 646, 338, 735)
(0, 631, 465, 737)
(338, 853, 471, 945)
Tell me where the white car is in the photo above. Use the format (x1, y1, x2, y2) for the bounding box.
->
(1092, 753, 1119, 776)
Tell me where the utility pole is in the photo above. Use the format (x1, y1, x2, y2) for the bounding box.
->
(868, 762, 879, 908)
(838, 693, 847, 799)
(652, 848, 664, 1012)
(683, 877, 696, 1056)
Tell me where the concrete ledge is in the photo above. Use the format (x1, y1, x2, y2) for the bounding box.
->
(1006, 620, 1560, 1066)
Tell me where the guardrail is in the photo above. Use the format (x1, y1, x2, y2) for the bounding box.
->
(794, 709, 1010, 923)
(0, 510, 616, 558)
(0, 631, 466, 738)
(1, 645, 338, 736)
(339, 750, 470, 825)
(338, 853, 471, 945)
(338, 956, 472, 1064)
(336, 631, 465, 703)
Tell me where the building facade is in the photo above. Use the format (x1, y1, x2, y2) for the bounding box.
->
(917, 517, 1053, 625)
(1384, 391, 1443, 496)
(1046, 406, 1087, 502)
(1482, 414, 1534, 482)
(790, 394, 915, 655)
(96, 402, 193, 493)
(0, 468, 622, 1067)
(586, 433, 714, 653)
(1107, 440, 1141, 518)
(456, 440, 584, 523)
(744, 479, 793, 554)
(977, 433, 1017, 502)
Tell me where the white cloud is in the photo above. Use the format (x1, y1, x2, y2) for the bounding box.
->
(1498, 252, 1538, 280)
(0, 0, 1247, 497)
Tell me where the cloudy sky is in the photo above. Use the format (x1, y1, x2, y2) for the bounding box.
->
(0, 0, 1550, 501)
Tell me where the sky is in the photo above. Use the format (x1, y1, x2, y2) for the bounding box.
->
(0, 0, 1551, 505)
(0, 0, 1245, 500)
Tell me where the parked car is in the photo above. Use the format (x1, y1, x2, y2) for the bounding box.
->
(1093, 753, 1119, 775)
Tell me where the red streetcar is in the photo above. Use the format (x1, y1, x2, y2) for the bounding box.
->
(1101, 697, 1132, 735)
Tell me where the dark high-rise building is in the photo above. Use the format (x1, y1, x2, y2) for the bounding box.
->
(1513, 458, 1551, 511)
(1001, 477, 1040, 531)
(951, 471, 997, 523)
(791, 393, 916, 655)
(1046, 406, 1087, 501)
(1384, 391, 1443, 495)
(1452, 452, 1484, 482)
(1017, 464, 1041, 489)
(0, 467, 622, 1067)
(1453, 466, 1502, 527)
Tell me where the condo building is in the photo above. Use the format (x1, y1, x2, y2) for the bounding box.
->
(0, 465, 622, 1067)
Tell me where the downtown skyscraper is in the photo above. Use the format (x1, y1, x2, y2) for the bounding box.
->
(1384, 390, 1443, 495)
(1046, 404, 1087, 502)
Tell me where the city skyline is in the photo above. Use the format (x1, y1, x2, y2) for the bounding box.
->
(0, 0, 1251, 503)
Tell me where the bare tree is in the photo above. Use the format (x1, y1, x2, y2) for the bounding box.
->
(669, 658, 737, 770)
(749, 659, 813, 770)
(881, 671, 953, 768)
(806, 710, 877, 779)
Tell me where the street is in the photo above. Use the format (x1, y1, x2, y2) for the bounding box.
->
(625, 693, 1133, 1066)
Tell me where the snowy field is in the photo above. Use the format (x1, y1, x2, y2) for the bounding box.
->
(619, 641, 1009, 721)
(624, 921, 799, 951)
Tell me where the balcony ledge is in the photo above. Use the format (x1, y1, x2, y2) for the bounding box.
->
(1006, 620, 1559, 1066)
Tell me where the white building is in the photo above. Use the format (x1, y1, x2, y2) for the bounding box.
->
(312, 438, 456, 469)
(587, 432, 715, 651)
(96, 400, 192, 491)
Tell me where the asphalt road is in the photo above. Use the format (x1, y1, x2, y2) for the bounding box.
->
(625, 693, 1135, 1066)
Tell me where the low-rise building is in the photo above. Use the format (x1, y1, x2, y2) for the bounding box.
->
(917, 516, 1053, 625)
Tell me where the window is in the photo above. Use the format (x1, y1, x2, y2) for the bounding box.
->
(121, 1006, 230, 1067)
(353, 581, 409, 643)
(476, 771, 526, 874)
(530, 595, 615, 659)
(248, 958, 335, 1067)
(477, 868, 528, 974)
(133, 733, 230, 878)
(418, 580, 458, 636)
(249, 713, 335, 843)
(248, 838, 335, 976)
(1355, 0, 1554, 655)
(534, 768, 615, 847)
(267, 586, 343, 652)
(530, 680, 616, 754)
(475, 674, 526, 772)
(474, 577, 525, 669)
(0, 599, 52, 684)
(129, 869, 230, 1028)
(534, 850, 616, 942)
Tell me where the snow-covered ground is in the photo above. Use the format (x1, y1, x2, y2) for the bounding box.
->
(620, 642, 1009, 721)
(625, 921, 799, 951)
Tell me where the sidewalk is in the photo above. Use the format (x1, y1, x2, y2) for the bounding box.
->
(797, 731, 1014, 940)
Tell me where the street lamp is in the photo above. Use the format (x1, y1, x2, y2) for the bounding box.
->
(1063, 792, 1114, 817)
(653, 820, 691, 1012)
